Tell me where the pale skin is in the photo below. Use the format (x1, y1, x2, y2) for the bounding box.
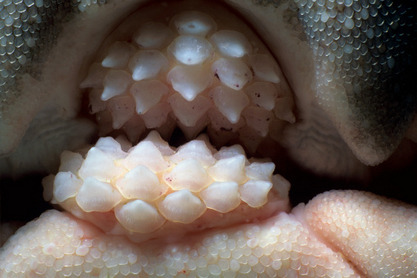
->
(0, 0, 417, 277)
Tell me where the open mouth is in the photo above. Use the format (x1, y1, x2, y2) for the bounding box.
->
(0, 0, 417, 277)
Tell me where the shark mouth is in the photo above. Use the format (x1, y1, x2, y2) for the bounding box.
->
(1, 0, 417, 277)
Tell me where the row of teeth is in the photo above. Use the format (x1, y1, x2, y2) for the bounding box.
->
(81, 10, 295, 152)
(43, 131, 290, 237)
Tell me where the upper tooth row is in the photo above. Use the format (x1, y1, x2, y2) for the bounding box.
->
(81, 10, 295, 152)
(43, 131, 290, 237)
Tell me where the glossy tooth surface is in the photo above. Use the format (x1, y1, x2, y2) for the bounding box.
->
(43, 131, 290, 241)
(81, 5, 294, 152)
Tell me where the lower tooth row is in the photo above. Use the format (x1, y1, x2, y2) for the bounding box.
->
(81, 5, 295, 152)
(43, 131, 290, 241)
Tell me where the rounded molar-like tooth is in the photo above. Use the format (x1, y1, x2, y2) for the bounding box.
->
(143, 130, 175, 156)
(133, 22, 174, 49)
(115, 165, 168, 201)
(239, 180, 272, 208)
(212, 58, 253, 90)
(101, 70, 132, 101)
(245, 162, 275, 181)
(107, 95, 136, 129)
(101, 41, 136, 69)
(157, 189, 206, 223)
(168, 94, 211, 127)
(200, 181, 240, 213)
(123, 141, 169, 173)
(210, 30, 252, 58)
(128, 50, 169, 81)
(249, 54, 281, 83)
(95, 137, 127, 160)
(245, 82, 279, 111)
(168, 35, 214, 65)
(272, 174, 291, 200)
(130, 80, 169, 114)
(115, 200, 166, 233)
(214, 144, 246, 160)
(53, 172, 83, 203)
(58, 151, 84, 174)
(78, 147, 125, 182)
(167, 65, 213, 101)
(242, 106, 273, 137)
(76, 177, 122, 212)
(210, 85, 249, 124)
(208, 154, 247, 184)
(169, 138, 216, 167)
(171, 11, 216, 36)
(164, 158, 212, 192)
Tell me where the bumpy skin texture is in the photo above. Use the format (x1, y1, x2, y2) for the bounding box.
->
(1, 0, 417, 277)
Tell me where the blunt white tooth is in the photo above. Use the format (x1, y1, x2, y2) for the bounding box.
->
(101, 41, 136, 69)
(168, 93, 211, 127)
(245, 162, 275, 181)
(157, 189, 206, 224)
(163, 158, 212, 192)
(116, 165, 167, 200)
(123, 141, 169, 173)
(171, 11, 217, 36)
(142, 130, 175, 156)
(167, 65, 213, 101)
(208, 154, 247, 184)
(212, 58, 253, 90)
(272, 174, 291, 200)
(210, 85, 249, 124)
(128, 50, 169, 81)
(58, 151, 83, 174)
(115, 200, 166, 233)
(101, 70, 132, 101)
(94, 137, 127, 160)
(133, 22, 174, 49)
(168, 35, 214, 65)
(249, 54, 281, 83)
(107, 95, 135, 129)
(210, 30, 252, 58)
(169, 138, 216, 167)
(53, 172, 83, 203)
(130, 80, 169, 114)
(200, 181, 240, 213)
(76, 177, 122, 212)
(214, 144, 246, 160)
(239, 180, 272, 208)
(245, 82, 279, 111)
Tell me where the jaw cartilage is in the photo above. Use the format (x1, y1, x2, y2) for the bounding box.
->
(43, 131, 290, 243)
(80, 2, 295, 153)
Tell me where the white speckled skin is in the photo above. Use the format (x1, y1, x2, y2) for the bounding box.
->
(1, 0, 417, 277)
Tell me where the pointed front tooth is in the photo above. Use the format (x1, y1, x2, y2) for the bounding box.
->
(171, 11, 217, 36)
(242, 106, 273, 137)
(123, 141, 169, 173)
(245, 82, 278, 111)
(101, 41, 136, 69)
(245, 162, 275, 181)
(200, 181, 240, 213)
(212, 58, 253, 90)
(167, 65, 213, 101)
(168, 93, 211, 127)
(115, 200, 166, 233)
(101, 70, 132, 101)
(141, 102, 172, 129)
(53, 172, 83, 203)
(274, 97, 296, 123)
(80, 63, 107, 88)
(115, 165, 168, 201)
(133, 22, 174, 49)
(210, 30, 252, 58)
(239, 180, 272, 208)
(168, 35, 214, 65)
(208, 154, 247, 184)
(249, 54, 281, 83)
(76, 177, 122, 212)
(210, 85, 249, 124)
(157, 189, 206, 223)
(163, 158, 211, 192)
(107, 95, 135, 129)
(128, 50, 169, 81)
(130, 80, 169, 114)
